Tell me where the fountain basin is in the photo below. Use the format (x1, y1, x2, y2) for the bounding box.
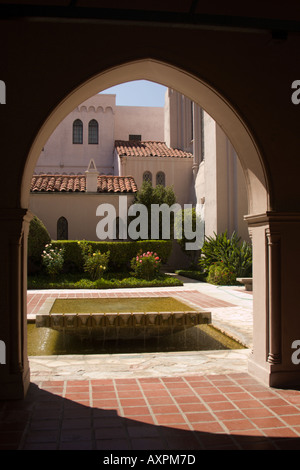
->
(35, 297, 211, 340)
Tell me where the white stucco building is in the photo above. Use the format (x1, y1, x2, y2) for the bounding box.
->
(30, 86, 249, 245)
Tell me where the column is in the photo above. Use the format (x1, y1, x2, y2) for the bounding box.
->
(246, 211, 300, 388)
(266, 228, 281, 365)
(0, 208, 31, 399)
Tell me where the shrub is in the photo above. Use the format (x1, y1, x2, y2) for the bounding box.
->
(207, 262, 237, 286)
(52, 240, 84, 273)
(82, 246, 110, 280)
(27, 215, 51, 272)
(51, 239, 172, 272)
(41, 243, 64, 278)
(130, 250, 161, 280)
(199, 231, 252, 278)
(175, 207, 204, 267)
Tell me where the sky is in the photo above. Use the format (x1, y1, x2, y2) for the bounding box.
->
(100, 80, 167, 107)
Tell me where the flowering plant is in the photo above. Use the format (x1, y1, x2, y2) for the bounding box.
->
(131, 250, 161, 280)
(83, 249, 110, 280)
(41, 243, 65, 277)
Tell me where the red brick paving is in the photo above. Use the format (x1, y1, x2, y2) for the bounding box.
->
(4, 291, 296, 450)
(2, 373, 300, 450)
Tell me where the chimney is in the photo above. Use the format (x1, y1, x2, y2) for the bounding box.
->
(85, 159, 99, 192)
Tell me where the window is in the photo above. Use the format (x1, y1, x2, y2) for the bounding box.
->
(73, 119, 83, 144)
(143, 171, 152, 184)
(129, 134, 141, 141)
(57, 216, 68, 240)
(88, 119, 99, 144)
(156, 171, 165, 187)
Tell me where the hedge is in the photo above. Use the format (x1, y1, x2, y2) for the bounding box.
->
(28, 215, 51, 273)
(51, 239, 173, 273)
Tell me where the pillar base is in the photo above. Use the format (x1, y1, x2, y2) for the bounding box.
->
(248, 356, 300, 389)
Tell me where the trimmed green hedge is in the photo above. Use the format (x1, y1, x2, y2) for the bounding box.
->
(27, 272, 182, 290)
(28, 216, 51, 273)
(51, 239, 173, 273)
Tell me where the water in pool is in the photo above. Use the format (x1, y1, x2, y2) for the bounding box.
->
(50, 297, 196, 314)
(27, 323, 245, 356)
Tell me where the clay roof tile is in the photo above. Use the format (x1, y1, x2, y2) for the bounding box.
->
(31, 174, 137, 194)
(114, 140, 193, 158)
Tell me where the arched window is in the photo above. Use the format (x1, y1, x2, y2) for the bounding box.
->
(57, 216, 68, 240)
(143, 171, 152, 184)
(156, 171, 166, 187)
(73, 119, 83, 144)
(88, 119, 99, 144)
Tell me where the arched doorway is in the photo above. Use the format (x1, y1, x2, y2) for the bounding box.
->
(2, 59, 291, 399)
(21, 60, 269, 215)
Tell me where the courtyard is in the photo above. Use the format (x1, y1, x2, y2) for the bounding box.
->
(2, 277, 300, 451)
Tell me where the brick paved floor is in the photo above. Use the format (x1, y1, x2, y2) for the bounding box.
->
(3, 288, 296, 450)
(2, 373, 300, 450)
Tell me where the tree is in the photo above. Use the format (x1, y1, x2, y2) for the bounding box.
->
(130, 181, 177, 239)
(175, 207, 204, 267)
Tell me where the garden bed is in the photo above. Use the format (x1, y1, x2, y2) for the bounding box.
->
(27, 272, 183, 290)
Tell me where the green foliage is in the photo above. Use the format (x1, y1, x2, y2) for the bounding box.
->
(41, 243, 65, 278)
(51, 239, 172, 272)
(199, 231, 252, 279)
(175, 207, 204, 265)
(130, 250, 161, 280)
(28, 272, 183, 290)
(175, 269, 207, 282)
(131, 181, 177, 239)
(52, 240, 84, 272)
(207, 263, 237, 286)
(82, 245, 110, 281)
(27, 215, 51, 272)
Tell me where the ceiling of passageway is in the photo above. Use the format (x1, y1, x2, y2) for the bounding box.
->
(1, 0, 300, 33)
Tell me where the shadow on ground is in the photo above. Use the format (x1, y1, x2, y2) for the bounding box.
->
(1, 383, 300, 451)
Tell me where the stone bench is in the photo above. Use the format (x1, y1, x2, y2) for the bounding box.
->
(236, 277, 253, 291)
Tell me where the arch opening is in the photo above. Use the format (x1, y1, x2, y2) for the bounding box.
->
(22, 59, 270, 218)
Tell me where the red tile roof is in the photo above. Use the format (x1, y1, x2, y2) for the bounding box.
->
(31, 174, 137, 193)
(115, 140, 193, 158)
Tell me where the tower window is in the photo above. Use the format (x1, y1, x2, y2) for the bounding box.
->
(73, 119, 83, 144)
(129, 134, 141, 141)
(88, 119, 99, 144)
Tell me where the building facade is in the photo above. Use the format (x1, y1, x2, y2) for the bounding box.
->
(30, 88, 248, 243)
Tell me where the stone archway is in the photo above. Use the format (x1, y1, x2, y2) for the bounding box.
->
(21, 60, 270, 216)
(1, 59, 294, 399)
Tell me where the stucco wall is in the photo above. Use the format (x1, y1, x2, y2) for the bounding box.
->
(119, 155, 194, 206)
(29, 193, 136, 241)
(115, 106, 164, 142)
(195, 112, 249, 241)
(35, 94, 164, 176)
